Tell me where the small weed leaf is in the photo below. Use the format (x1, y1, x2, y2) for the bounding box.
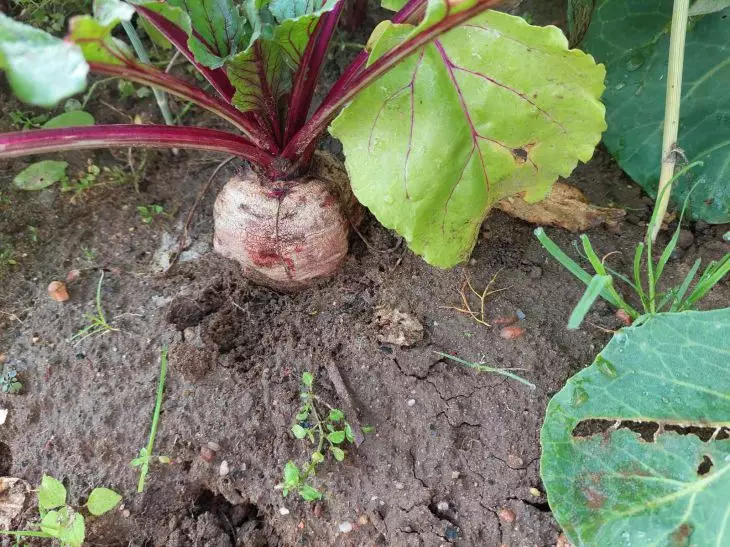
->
(330, 447, 345, 462)
(541, 309, 730, 546)
(299, 485, 322, 501)
(327, 409, 344, 422)
(327, 431, 345, 445)
(344, 423, 354, 443)
(13, 160, 68, 191)
(41, 111, 95, 129)
(301, 372, 314, 387)
(283, 461, 300, 485)
(38, 474, 67, 512)
(40, 507, 85, 547)
(311, 451, 324, 464)
(291, 424, 308, 439)
(86, 487, 122, 516)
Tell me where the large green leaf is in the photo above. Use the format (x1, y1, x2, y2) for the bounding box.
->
(541, 309, 730, 546)
(330, 8, 606, 268)
(581, 0, 730, 223)
(0, 14, 88, 107)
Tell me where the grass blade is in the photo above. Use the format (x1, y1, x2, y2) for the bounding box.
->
(535, 228, 621, 309)
(669, 258, 701, 311)
(568, 275, 611, 330)
(435, 352, 535, 390)
(137, 346, 169, 493)
(680, 254, 730, 311)
(632, 242, 648, 312)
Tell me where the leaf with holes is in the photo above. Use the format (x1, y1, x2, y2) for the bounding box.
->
(330, 8, 606, 268)
(540, 309, 730, 546)
(580, 0, 730, 223)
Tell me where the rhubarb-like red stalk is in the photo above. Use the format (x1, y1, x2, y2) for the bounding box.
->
(0, 125, 275, 168)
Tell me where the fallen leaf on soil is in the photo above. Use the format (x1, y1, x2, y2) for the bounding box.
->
(47, 280, 70, 302)
(0, 477, 31, 530)
(375, 307, 423, 347)
(496, 182, 625, 232)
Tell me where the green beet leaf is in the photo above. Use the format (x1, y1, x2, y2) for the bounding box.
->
(331, 6, 606, 267)
(580, 0, 730, 223)
(14, 160, 68, 190)
(226, 0, 337, 115)
(86, 487, 122, 516)
(541, 309, 730, 546)
(0, 14, 88, 107)
(41, 507, 86, 547)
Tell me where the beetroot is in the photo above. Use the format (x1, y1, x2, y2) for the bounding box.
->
(214, 152, 362, 291)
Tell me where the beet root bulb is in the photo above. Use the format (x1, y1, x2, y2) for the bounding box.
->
(213, 152, 362, 291)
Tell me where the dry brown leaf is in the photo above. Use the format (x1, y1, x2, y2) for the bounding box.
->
(496, 182, 625, 232)
(0, 477, 31, 530)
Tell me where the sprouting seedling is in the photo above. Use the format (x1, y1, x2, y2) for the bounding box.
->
(70, 271, 118, 344)
(436, 351, 536, 390)
(131, 346, 170, 493)
(535, 161, 730, 329)
(0, 474, 121, 547)
(137, 204, 166, 224)
(278, 371, 361, 502)
(0, 366, 22, 394)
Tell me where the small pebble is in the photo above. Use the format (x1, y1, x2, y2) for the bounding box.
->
(297, 521, 304, 530)
(313, 502, 323, 517)
(357, 514, 369, 526)
(451, 471, 461, 480)
(507, 454, 524, 467)
(47, 281, 70, 302)
(122, 509, 131, 518)
(500, 326, 525, 340)
(279, 507, 290, 516)
(207, 441, 221, 452)
(529, 487, 541, 497)
(515, 309, 526, 321)
(615, 309, 632, 326)
(200, 446, 216, 462)
(338, 521, 353, 533)
(493, 315, 518, 326)
(469, 258, 477, 266)
(436, 501, 450, 512)
(407, 399, 416, 407)
(66, 269, 81, 283)
(498, 508, 516, 523)
(444, 525, 459, 541)
(678, 229, 694, 249)
(394, 481, 405, 490)
(219, 460, 230, 477)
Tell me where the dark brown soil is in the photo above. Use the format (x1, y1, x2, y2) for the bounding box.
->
(2, 2, 730, 546)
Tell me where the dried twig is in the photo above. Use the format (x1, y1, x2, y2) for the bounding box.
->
(324, 358, 365, 447)
(442, 271, 507, 327)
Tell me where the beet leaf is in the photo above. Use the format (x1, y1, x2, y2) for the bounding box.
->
(330, 6, 607, 267)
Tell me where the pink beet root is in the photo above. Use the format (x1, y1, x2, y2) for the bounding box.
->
(214, 151, 362, 291)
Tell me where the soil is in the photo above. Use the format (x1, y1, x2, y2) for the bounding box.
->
(1, 2, 730, 546)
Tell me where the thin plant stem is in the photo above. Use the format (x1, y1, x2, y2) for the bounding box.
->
(435, 351, 536, 390)
(122, 20, 175, 126)
(137, 347, 169, 493)
(650, 0, 690, 241)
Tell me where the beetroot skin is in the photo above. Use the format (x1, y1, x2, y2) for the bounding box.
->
(214, 151, 362, 291)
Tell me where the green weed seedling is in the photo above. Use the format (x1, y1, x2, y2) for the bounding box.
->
(1, 366, 22, 394)
(137, 204, 166, 225)
(0, 474, 121, 547)
(535, 163, 730, 329)
(436, 352, 536, 390)
(70, 271, 117, 344)
(279, 372, 360, 502)
(131, 347, 170, 493)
